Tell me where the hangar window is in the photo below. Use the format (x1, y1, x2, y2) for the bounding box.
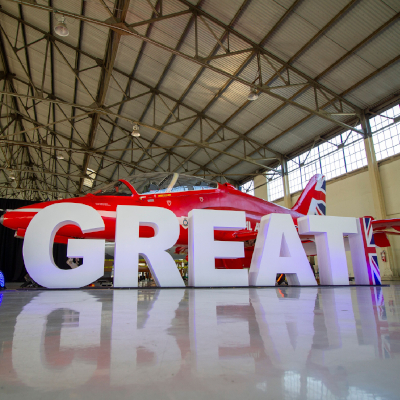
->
(267, 166, 284, 201)
(240, 180, 254, 196)
(371, 104, 400, 161)
(83, 168, 96, 188)
(287, 126, 367, 193)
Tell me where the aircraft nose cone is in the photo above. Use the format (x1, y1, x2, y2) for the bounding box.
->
(0, 214, 4, 225)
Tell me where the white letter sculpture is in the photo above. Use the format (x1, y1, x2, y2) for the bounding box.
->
(23, 203, 105, 288)
(249, 213, 317, 286)
(114, 206, 184, 287)
(188, 209, 248, 287)
(298, 215, 358, 285)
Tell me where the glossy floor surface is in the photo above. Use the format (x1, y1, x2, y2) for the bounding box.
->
(0, 286, 400, 399)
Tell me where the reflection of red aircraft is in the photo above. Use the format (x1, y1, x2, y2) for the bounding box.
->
(0, 172, 328, 268)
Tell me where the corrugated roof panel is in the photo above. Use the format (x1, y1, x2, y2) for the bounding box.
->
(0, 0, 19, 15)
(150, 14, 192, 49)
(381, 0, 400, 12)
(208, 82, 246, 115)
(24, 37, 52, 94)
(19, 6, 50, 39)
(161, 56, 202, 86)
(105, 71, 129, 103)
(183, 15, 225, 59)
(183, 86, 217, 111)
(80, 23, 108, 60)
(246, 121, 283, 144)
(200, 0, 243, 25)
(355, 20, 400, 68)
(293, 35, 348, 78)
(125, 0, 153, 25)
(266, 104, 309, 132)
(210, 51, 253, 76)
(158, 71, 195, 101)
(225, 161, 258, 177)
(133, 44, 173, 87)
(53, 55, 77, 103)
(294, 0, 350, 30)
(234, 0, 291, 44)
(286, 114, 336, 143)
(244, 92, 284, 120)
(325, 0, 396, 51)
(118, 92, 152, 120)
(319, 54, 377, 94)
(344, 60, 400, 108)
(83, 0, 116, 23)
(205, 96, 243, 122)
(114, 35, 142, 75)
(226, 109, 265, 135)
(265, 12, 319, 61)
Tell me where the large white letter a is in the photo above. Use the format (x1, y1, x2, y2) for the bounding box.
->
(249, 213, 317, 286)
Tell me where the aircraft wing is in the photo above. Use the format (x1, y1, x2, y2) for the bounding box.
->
(371, 218, 400, 247)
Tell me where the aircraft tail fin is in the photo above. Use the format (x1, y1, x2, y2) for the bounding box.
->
(291, 174, 326, 216)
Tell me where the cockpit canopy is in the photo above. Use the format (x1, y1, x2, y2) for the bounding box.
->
(92, 172, 218, 196)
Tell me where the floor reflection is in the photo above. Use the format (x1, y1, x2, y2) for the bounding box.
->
(0, 286, 399, 399)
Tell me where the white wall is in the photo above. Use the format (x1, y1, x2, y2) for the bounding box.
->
(261, 154, 400, 278)
(254, 175, 268, 200)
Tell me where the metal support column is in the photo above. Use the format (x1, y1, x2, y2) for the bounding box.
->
(282, 159, 292, 209)
(362, 113, 397, 278)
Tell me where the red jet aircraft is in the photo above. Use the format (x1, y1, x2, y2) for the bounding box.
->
(0, 172, 396, 268)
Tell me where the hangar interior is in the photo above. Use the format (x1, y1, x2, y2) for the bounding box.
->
(0, 0, 400, 399)
(0, 0, 399, 280)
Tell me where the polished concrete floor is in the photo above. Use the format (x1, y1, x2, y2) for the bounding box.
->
(0, 286, 400, 399)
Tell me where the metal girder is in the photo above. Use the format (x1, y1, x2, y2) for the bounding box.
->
(191, 15, 400, 179)
(0, 184, 75, 196)
(216, 51, 400, 180)
(112, 0, 254, 180)
(172, 0, 367, 175)
(79, 0, 131, 192)
(0, 8, 281, 157)
(2, 0, 364, 136)
(0, 89, 280, 171)
(0, 30, 46, 196)
(0, 165, 108, 184)
(0, 0, 398, 196)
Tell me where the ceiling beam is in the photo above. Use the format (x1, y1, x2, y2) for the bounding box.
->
(79, 0, 131, 192)
(1, 1, 363, 135)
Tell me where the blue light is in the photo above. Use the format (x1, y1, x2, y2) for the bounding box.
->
(0, 271, 4, 288)
(0, 293, 2, 305)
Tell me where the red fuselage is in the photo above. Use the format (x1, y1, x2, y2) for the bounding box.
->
(2, 180, 303, 244)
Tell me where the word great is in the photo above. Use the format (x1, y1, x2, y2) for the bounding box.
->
(22, 203, 371, 288)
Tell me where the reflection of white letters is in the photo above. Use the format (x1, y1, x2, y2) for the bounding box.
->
(250, 288, 316, 370)
(114, 206, 184, 287)
(348, 219, 374, 284)
(23, 203, 105, 289)
(189, 290, 254, 376)
(249, 214, 317, 286)
(298, 216, 357, 285)
(188, 209, 248, 287)
(12, 292, 102, 390)
(110, 290, 184, 385)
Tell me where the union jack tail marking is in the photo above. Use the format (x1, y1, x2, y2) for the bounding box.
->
(361, 217, 381, 285)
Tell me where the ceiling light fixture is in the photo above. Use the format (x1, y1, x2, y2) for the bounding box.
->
(247, 87, 259, 101)
(56, 153, 65, 160)
(131, 123, 140, 137)
(54, 15, 69, 37)
(8, 171, 15, 180)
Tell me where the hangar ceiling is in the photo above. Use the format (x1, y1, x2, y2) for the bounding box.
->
(0, 0, 399, 199)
